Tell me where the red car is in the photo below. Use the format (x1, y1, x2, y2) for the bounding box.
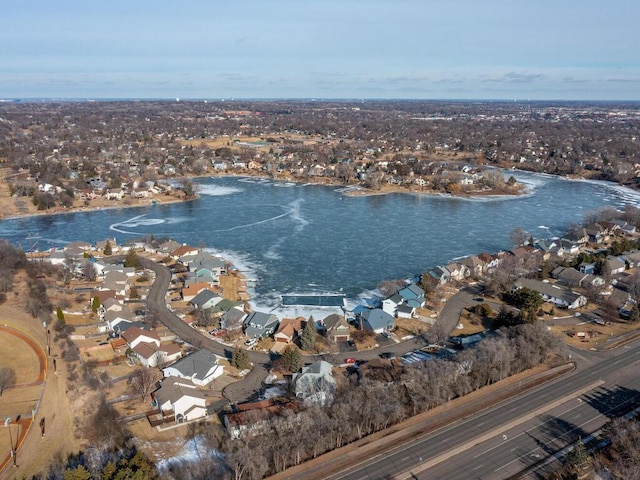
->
(344, 358, 357, 364)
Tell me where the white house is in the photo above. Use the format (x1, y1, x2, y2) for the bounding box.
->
(153, 376, 207, 423)
(162, 349, 224, 386)
(121, 326, 160, 350)
(131, 342, 182, 368)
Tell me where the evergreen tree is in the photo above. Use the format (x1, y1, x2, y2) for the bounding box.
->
(124, 249, 141, 269)
(63, 465, 91, 480)
(300, 316, 317, 351)
(103, 240, 112, 255)
(566, 436, 589, 471)
(56, 306, 65, 322)
(91, 296, 101, 313)
(231, 347, 251, 370)
(281, 345, 302, 372)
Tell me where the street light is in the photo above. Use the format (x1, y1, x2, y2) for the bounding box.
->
(4, 417, 16, 467)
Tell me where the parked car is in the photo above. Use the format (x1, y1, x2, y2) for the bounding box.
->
(209, 329, 225, 337)
(344, 357, 357, 364)
(244, 337, 258, 347)
(379, 352, 396, 359)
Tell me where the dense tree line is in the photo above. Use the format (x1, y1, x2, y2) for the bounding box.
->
(1, 101, 639, 197)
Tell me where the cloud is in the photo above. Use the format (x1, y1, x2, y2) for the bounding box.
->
(482, 72, 547, 84)
(561, 77, 591, 84)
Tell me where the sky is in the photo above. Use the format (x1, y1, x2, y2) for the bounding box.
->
(2, 0, 639, 101)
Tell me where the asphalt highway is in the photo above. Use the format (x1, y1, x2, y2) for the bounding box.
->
(324, 343, 640, 480)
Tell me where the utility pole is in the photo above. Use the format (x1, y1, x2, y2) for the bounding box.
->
(4, 417, 16, 467)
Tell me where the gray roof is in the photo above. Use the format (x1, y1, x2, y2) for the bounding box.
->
(397, 304, 415, 314)
(166, 349, 218, 380)
(244, 311, 279, 338)
(361, 308, 395, 332)
(189, 289, 219, 309)
(154, 376, 205, 406)
(221, 307, 247, 330)
(292, 360, 336, 399)
(514, 278, 584, 306)
(554, 267, 588, 286)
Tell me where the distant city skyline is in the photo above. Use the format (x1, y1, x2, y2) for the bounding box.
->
(2, 0, 639, 101)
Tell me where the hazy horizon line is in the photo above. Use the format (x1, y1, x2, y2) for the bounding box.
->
(2, 97, 640, 104)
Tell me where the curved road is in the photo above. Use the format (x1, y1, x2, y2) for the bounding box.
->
(138, 257, 600, 403)
(138, 256, 480, 401)
(138, 257, 272, 402)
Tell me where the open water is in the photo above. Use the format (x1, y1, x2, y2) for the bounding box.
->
(1, 172, 639, 313)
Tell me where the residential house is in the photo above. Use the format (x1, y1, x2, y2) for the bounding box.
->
(64, 241, 92, 260)
(152, 376, 207, 423)
(208, 299, 243, 316)
(104, 307, 135, 331)
(220, 307, 247, 331)
(105, 188, 125, 201)
(171, 244, 200, 260)
(382, 294, 403, 316)
(101, 276, 128, 296)
(478, 252, 502, 270)
(398, 283, 425, 308)
(180, 252, 226, 274)
(323, 314, 351, 343)
(396, 303, 415, 319)
(83, 259, 107, 277)
(243, 312, 280, 339)
(93, 289, 117, 305)
(461, 255, 486, 278)
(162, 349, 224, 386)
(584, 223, 607, 244)
(189, 289, 223, 311)
(121, 326, 161, 350)
(100, 264, 136, 278)
(274, 317, 304, 344)
(606, 256, 626, 276)
(104, 270, 129, 286)
(96, 238, 120, 254)
(514, 278, 587, 310)
(291, 360, 336, 405)
(553, 267, 604, 288)
(552, 267, 588, 287)
(426, 266, 450, 286)
(360, 308, 395, 334)
(132, 341, 182, 368)
(158, 240, 182, 255)
(611, 219, 636, 235)
(445, 262, 468, 282)
(181, 282, 213, 302)
(562, 228, 589, 245)
(558, 240, 580, 256)
(184, 273, 218, 288)
(579, 263, 596, 275)
(622, 252, 640, 269)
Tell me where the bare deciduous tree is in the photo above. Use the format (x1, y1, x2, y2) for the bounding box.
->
(129, 367, 158, 401)
(82, 260, 97, 281)
(0, 367, 16, 396)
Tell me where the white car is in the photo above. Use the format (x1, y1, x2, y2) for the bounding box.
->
(244, 337, 258, 347)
